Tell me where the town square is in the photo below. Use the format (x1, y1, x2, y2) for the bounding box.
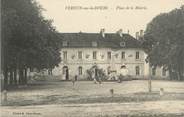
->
(1, 0, 184, 117)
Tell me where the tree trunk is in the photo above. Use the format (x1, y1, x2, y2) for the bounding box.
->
(168, 67, 173, 80)
(176, 63, 183, 81)
(177, 72, 181, 81)
(3, 67, 8, 89)
(179, 62, 184, 80)
(48, 69, 50, 75)
(148, 77, 152, 92)
(176, 54, 184, 81)
(51, 69, 52, 75)
(22, 69, 25, 84)
(48, 69, 52, 75)
(24, 68, 27, 84)
(9, 68, 13, 85)
(19, 68, 24, 85)
(178, 69, 183, 81)
(13, 68, 17, 85)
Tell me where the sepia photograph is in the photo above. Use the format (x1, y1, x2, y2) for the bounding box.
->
(1, 0, 184, 117)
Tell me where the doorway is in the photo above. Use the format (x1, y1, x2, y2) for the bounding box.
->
(63, 66, 69, 80)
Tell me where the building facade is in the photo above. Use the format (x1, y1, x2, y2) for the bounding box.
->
(53, 29, 169, 80)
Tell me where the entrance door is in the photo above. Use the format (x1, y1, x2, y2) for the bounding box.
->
(63, 66, 69, 80)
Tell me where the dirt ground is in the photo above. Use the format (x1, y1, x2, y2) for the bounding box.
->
(1, 101, 184, 117)
(1, 80, 184, 117)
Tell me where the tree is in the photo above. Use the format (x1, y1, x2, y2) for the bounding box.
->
(142, 5, 184, 80)
(2, 0, 62, 89)
(86, 65, 107, 81)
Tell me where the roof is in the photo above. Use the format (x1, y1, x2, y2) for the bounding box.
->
(60, 32, 142, 49)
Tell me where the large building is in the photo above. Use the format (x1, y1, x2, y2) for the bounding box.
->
(53, 29, 169, 80)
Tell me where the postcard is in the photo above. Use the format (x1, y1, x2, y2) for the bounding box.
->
(1, 0, 184, 117)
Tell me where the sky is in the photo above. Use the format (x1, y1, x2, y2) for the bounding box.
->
(36, 0, 183, 37)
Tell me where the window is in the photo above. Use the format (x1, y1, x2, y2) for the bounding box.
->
(92, 41, 97, 47)
(78, 51, 82, 59)
(152, 67, 156, 76)
(79, 66, 82, 75)
(162, 67, 166, 76)
(63, 51, 67, 60)
(135, 66, 140, 76)
(107, 52, 111, 60)
(136, 51, 140, 59)
(120, 41, 126, 47)
(121, 52, 125, 59)
(63, 66, 68, 74)
(93, 51, 97, 59)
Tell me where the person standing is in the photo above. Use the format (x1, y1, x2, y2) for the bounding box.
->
(72, 77, 75, 86)
(66, 68, 69, 80)
(72, 75, 77, 87)
(75, 75, 78, 81)
(92, 70, 97, 84)
(118, 65, 128, 83)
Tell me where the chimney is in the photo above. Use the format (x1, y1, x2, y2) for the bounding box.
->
(135, 32, 139, 39)
(100, 28, 105, 38)
(140, 30, 144, 37)
(117, 29, 123, 37)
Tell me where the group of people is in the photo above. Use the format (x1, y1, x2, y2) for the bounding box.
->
(108, 65, 129, 82)
(71, 65, 129, 85)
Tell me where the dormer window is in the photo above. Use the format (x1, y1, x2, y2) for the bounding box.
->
(120, 41, 126, 47)
(63, 41, 68, 47)
(92, 41, 97, 47)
